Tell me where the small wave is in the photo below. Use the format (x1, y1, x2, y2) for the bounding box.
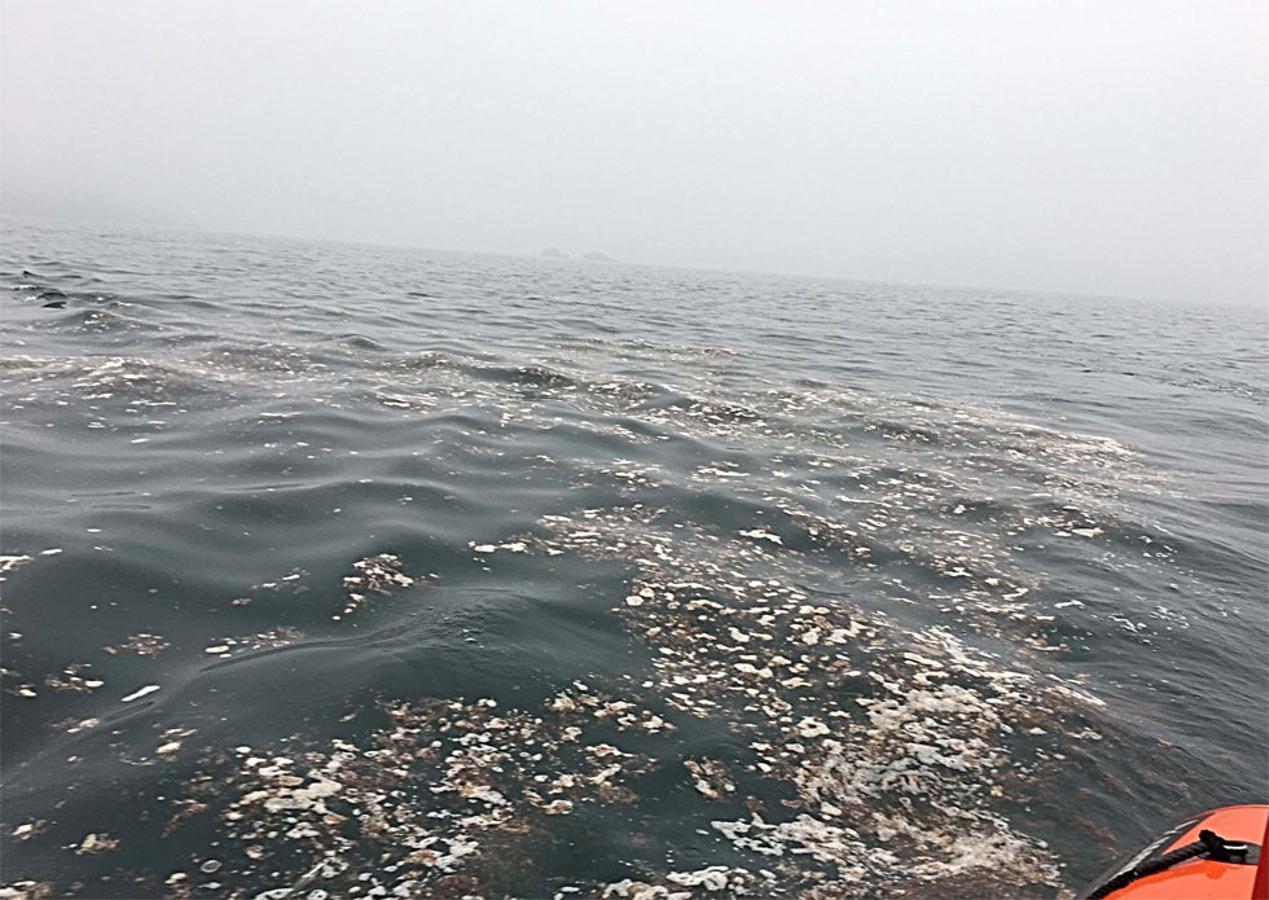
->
(335, 333, 390, 352)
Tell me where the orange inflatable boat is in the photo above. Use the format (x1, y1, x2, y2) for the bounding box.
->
(1079, 804, 1269, 899)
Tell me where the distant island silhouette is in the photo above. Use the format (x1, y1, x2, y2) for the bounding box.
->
(539, 249, 617, 262)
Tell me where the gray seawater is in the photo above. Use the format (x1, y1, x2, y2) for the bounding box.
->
(1, 217, 1266, 899)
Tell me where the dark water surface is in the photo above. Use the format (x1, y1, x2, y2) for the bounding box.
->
(2, 218, 1266, 898)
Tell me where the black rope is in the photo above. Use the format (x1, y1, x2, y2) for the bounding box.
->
(1085, 830, 1250, 899)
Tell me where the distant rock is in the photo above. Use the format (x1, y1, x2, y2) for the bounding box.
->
(540, 248, 568, 259)
(582, 252, 616, 262)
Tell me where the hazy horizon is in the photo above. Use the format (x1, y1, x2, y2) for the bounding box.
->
(12, 206, 1267, 316)
(3, 1, 1266, 306)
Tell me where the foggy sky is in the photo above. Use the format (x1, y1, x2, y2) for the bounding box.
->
(3, 1, 1266, 304)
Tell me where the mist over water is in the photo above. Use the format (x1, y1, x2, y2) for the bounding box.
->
(3, 1, 1267, 305)
(1, 218, 1265, 897)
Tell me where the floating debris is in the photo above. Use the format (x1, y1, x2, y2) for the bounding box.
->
(75, 833, 119, 855)
(163, 694, 654, 895)
(683, 759, 735, 800)
(739, 528, 783, 545)
(199, 627, 300, 659)
(10, 821, 47, 842)
(43, 664, 104, 693)
(104, 633, 170, 657)
(0, 555, 33, 582)
(156, 728, 196, 760)
(339, 553, 416, 616)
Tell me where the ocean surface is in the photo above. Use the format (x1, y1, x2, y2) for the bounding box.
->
(1, 216, 1265, 899)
